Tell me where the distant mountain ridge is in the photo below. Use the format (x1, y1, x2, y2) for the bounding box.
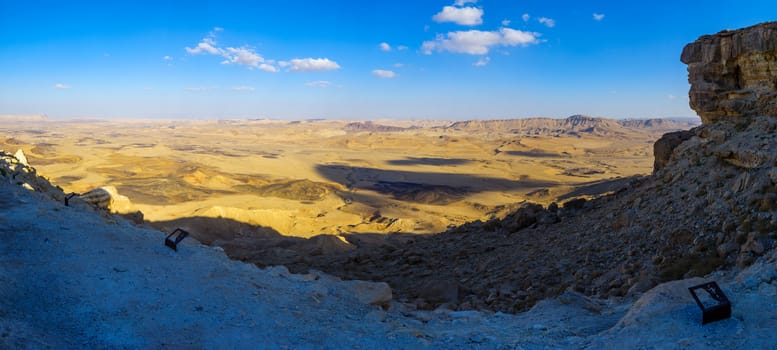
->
(446, 115, 699, 136)
(343, 121, 414, 132)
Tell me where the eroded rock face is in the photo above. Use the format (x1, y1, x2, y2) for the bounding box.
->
(681, 22, 777, 124)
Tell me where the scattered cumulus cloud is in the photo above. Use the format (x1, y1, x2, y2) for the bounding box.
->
(522, 13, 530, 22)
(53, 83, 71, 90)
(432, 6, 483, 26)
(185, 27, 278, 72)
(280, 58, 341, 72)
(379, 42, 391, 51)
(593, 13, 605, 21)
(538, 17, 555, 28)
(372, 69, 397, 78)
(393, 62, 404, 68)
(501, 19, 511, 26)
(397, 45, 408, 51)
(230, 86, 255, 91)
(163, 55, 173, 61)
(422, 28, 541, 55)
(453, 0, 477, 5)
(473, 56, 490, 67)
(305, 80, 333, 88)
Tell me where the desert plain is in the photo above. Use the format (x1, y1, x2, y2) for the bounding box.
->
(0, 115, 695, 238)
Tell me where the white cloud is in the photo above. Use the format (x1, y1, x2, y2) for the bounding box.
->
(393, 62, 404, 68)
(473, 56, 490, 67)
(281, 58, 340, 72)
(184, 87, 214, 92)
(305, 80, 332, 88)
(397, 45, 408, 51)
(522, 13, 530, 22)
(454, 0, 477, 5)
(163, 55, 173, 61)
(422, 28, 540, 55)
(230, 86, 255, 91)
(185, 29, 221, 55)
(220, 47, 277, 72)
(185, 27, 278, 72)
(538, 17, 555, 28)
(593, 13, 605, 21)
(379, 42, 391, 51)
(53, 83, 71, 90)
(432, 6, 483, 26)
(372, 69, 397, 78)
(668, 94, 677, 100)
(501, 28, 541, 46)
(501, 19, 511, 26)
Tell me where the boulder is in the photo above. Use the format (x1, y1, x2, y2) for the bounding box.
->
(79, 186, 135, 214)
(13, 149, 28, 166)
(653, 130, 694, 172)
(681, 22, 777, 124)
(614, 277, 705, 328)
(342, 280, 393, 307)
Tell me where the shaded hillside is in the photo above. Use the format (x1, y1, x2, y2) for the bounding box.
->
(343, 121, 412, 133)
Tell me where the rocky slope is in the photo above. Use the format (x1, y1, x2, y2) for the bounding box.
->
(3, 149, 777, 349)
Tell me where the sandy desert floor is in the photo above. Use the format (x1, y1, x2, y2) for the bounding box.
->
(1, 117, 674, 237)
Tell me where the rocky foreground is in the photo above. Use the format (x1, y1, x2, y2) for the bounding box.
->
(3, 141, 777, 349)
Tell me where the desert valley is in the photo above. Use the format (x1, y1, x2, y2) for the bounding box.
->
(0, 115, 696, 238)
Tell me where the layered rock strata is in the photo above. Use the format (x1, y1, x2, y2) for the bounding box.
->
(681, 21, 777, 124)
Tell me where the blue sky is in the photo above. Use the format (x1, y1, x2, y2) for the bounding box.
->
(0, 1, 774, 120)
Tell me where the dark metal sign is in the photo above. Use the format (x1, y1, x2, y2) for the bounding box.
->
(64, 193, 77, 206)
(165, 228, 189, 252)
(688, 281, 731, 325)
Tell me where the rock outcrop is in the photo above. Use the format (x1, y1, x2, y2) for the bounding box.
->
(681, 21, 777, 124)
(653, 130, 694, 171)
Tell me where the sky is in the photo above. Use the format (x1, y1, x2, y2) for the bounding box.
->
(0, 1, 775, 120)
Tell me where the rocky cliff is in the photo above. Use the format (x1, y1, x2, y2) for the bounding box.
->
(682, 21, 777, 124)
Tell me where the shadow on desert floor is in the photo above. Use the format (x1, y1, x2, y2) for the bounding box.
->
(315, 164, 558, 197)
(556, 175, 642, 201)
(502, 150, 569, 158)
(386, 157, 473, 166)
